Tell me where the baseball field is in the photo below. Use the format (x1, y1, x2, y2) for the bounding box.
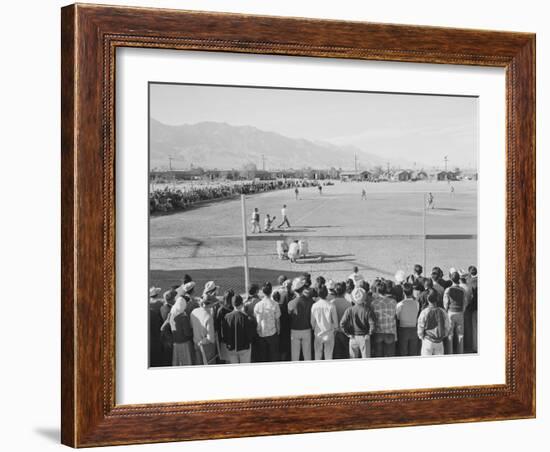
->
(150, 180, 477, 293)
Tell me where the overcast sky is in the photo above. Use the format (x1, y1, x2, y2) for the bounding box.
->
(150, 83, 478, 169)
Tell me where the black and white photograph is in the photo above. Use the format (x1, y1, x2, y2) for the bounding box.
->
(148, 82, 479, 367)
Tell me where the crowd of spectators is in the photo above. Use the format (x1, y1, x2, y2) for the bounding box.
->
(149, 179, 321, 214)
(149, 263, 478, 366)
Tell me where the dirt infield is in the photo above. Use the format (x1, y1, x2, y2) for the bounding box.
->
(150, 180, 477, 294)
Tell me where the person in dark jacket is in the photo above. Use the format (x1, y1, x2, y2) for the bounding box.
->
(417, 289, 451, 355)
(288, 277, 314, 361)
(149, 287, 164, 367)
(214, 289, 234, 363)
(443, 272, 466, 354)
(159, 289, 176, 367)
(222, 295, 257, 364)
(168, 297, 194, 366)
(340, 288, 376, 358)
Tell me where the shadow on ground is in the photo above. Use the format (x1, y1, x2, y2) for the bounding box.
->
(150, 267, 309, 294)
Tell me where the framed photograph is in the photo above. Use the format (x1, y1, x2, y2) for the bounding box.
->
(61, 3, 536, 447)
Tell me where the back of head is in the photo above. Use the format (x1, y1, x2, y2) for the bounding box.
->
(424, 278, 434, 290)
(223, 289, 235, 307)
(450, 271, 460, 284)
(262, 281, 273, 297)
(403, 282, 413, 297)
(468, 265, 478, 276)
(427, 289, 439, 306)
(317, 284, 328, 300)
(351, 287, 367, 304)
(232, 294, 243, 309)
(346, 278, 355, 293)
(272, 291, 281, 302)
(248, 283, 259, 297)
(353, 266, 359, 273)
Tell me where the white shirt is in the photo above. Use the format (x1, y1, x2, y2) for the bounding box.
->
(348, 272, 365, 284)
(281, 207, 287, 217)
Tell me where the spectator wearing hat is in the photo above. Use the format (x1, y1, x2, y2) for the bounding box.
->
(190, 282, 218, 365)
(417, 289, 451, 355)
(254, 282, 281, 362)
(288, 278, 314, 361)
(274, 278, 292, 361)
(443, 272, 467, 354)
(339, 287, 375, 358)
(310, 285, 339, 360)
(159, 289, 177, 367)
(149, 287, 164, 367)
(222, 294, 257, 364)
(331, 282, 352, 359)
(371, 281, 397, 358)
(167, 297, 194, 366)
(396, 283, 420, 356)
(459, 270, 474, 352)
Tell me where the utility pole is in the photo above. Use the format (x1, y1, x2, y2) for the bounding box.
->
(444, 155, 448, 173)
(168, 156, 174, 171)
(354, 153, 358, 179)
(262, 154, 265, 171)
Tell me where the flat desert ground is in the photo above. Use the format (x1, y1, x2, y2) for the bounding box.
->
(150, 180, 477, 293)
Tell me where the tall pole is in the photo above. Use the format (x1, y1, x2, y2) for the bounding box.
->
(240, 195, 250, 292)
(354, 153, 358, 179)
(422, 193, 427, 272)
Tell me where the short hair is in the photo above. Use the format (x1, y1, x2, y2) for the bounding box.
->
(262, 281, 272, 296)
(277, 275, 287, 285)
(345, 278, 355, 292)
(335, 282, 346, 296)
(413, 281, 425, 292)
(424, 279, 434, 289)
(183, 274, 193, 284)
(272, 291, 281, 302)
(414, 264, 423, 275)
(353, 266, 359, 273)
(232, 294, 243, 308)
(248, 283, 259, 296)
(469, 265, 478, 276)
(223, 289, 235, 307)
(303, 273, 312, 287)
(450, 272, 460, 284)
(403, 282, 413, 297)
(427, 289, 439, 305)
(377, 281, 387, 295)
(359, 280, 370, 292)
(318, 285, 328, 299)
(316, 276, 326, 287)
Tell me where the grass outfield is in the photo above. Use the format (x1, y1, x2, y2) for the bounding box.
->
(150, 180, 477, 293)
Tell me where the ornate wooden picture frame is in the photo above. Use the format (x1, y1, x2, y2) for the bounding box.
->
(61, 3, 535, 447)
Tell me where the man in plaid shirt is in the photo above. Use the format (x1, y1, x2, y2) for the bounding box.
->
(371, 281, 397, 357)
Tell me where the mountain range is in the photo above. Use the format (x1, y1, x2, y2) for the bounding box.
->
(149, 119, 424, 171)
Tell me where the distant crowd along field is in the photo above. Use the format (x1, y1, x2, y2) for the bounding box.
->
(149, 178, 330, 214)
